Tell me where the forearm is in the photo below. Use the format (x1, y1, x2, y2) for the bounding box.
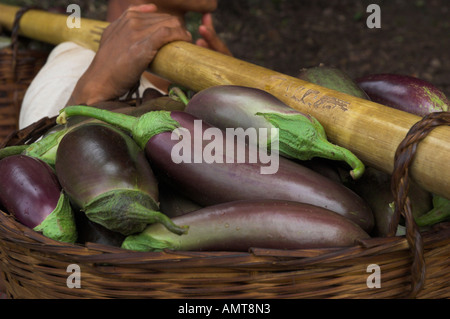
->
(66, 71, 109, 106)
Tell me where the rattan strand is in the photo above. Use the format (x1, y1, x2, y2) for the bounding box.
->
(0, 6, 48, 143)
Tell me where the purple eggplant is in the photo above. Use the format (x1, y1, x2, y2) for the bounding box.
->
(56, 107, 374, 232)
(0, 155, 77, 243)
(75, 211, 125, 247)
(355, 73, 449, 116)
(54, 122, 186, 236)
(181, 85, 365, 179)
(122, 199, 370, 252)
(158, 181, 203, 218)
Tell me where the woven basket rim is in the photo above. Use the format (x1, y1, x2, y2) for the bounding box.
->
(1, 205, 449, 266)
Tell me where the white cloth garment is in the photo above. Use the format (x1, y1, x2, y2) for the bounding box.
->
(19, 41, 159, 129)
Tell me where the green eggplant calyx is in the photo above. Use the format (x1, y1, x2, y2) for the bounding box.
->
(23, 129, 68, 166)
(121, 230, 176, 252)
(415, 195, 450, 227)
(0, 145, 29, 160)
(256, 112, 365, 179)
(33, 192, 77, 243)
(84, 189, 188, 236)
(132, 111, 181, 149)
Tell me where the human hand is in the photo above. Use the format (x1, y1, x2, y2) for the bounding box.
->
(68, 4, 192, 106)
(196, 13, 232, 56)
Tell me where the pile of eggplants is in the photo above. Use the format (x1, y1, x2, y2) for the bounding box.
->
(299, 65, 449, 234)
(56, 106, 374, 232)
(1, 71, 448, 253)
(0, 96, 188, 246)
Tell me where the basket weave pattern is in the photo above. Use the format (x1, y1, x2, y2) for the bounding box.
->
(0, 114, 449, 299)
(0, 6, 48, 144)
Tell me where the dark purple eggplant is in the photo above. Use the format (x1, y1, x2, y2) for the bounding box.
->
(0, 155, 77, 243)
(300, 158, 350, 185)
(182, 85, 365, 179)
(122, 199, 370, 252)
(75, 210, 125, 247)
(297, 64, 370, 100)
(54, 122, 186, 236)
(56, 107, 374, 232)
(355, 73, 449, 116)
(158, 181, 203, 218)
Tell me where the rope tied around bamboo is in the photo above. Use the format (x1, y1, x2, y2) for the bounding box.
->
(390, 111, 450, 298)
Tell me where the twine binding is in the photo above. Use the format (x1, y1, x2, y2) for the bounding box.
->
(390, 111, 450, 298)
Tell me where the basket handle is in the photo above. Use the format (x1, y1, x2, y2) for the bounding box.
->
(390, 111, 450, 298)
(10, 5, 41, 75)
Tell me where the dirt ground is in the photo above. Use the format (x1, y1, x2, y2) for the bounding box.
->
(213, 0, 450, 97)
(3, 0, 450, 97)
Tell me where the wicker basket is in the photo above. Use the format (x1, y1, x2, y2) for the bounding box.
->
(0, 112, 449, 299)
(0, 7, 49, 144)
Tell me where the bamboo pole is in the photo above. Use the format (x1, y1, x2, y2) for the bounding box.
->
(1, 4, 449, 199)
(0, 4, 107, 51)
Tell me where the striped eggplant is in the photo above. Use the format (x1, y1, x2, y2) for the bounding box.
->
(54, 122, 186, 236)
(355, 73, 449, 116)
(56, 107, 374, 232)
(0, 155, 77, 243)
(122, 199, 370, 252)
(182, 85, 365, 179)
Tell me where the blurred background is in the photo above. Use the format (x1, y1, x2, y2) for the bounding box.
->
(1, 0, 449, 97)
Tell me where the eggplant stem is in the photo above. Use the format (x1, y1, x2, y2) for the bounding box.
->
(23, 129, 68, 166)
(415, 195, 450, 227)
(0, 145, 29, 159)
(256, 112, 365, 179)
(169, 87, 190, 106)
(58, 105, 137, 132)
(127, 202, 189, 236)
(58, 106, 181, 149)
